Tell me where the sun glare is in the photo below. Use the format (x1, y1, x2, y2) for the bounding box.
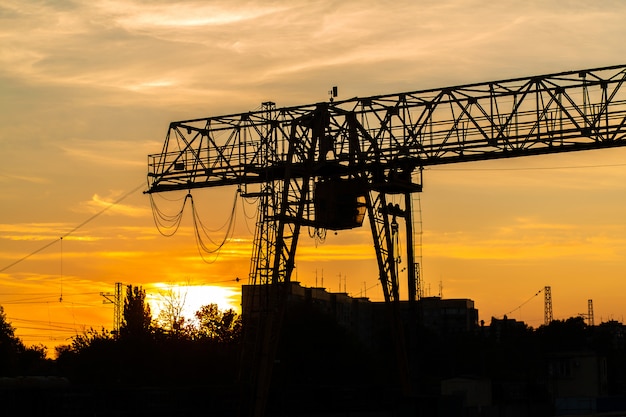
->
(147, 283, 241, 323)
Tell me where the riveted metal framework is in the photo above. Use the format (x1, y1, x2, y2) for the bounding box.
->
(147, 63, 626, 300)
(147, 65, 626, 414)
(148, 65, 626, 190)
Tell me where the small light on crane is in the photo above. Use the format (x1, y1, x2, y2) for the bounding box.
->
(328, 86, 338, 102)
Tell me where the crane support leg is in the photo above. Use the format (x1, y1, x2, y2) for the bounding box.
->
(366, 191, 412, 396)
(241, 111, 321, 417)
(404, 191, 417, 305)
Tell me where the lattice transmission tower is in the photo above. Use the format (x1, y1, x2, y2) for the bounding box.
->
(100, 282, 124, 334)
(588, 299, 595, 326)
(544, 285, 553, 325)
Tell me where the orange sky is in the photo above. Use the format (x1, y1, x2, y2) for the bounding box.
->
(1, 0, 626, 355)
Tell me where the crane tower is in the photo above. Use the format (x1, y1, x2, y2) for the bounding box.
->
(146, 65, 626, 415)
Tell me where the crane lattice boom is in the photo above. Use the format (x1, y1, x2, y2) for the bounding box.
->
(148, 64, 626, 194)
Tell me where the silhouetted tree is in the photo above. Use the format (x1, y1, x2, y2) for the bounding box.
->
(55, 327, 117, 384)
(57, 327, 114, 355)
(0, 305, 48, 376)
(536, 316, 587, 351)
(120, 285, 152, 339)
(193, 303, 242, 342)
(155, 285, 187, 335)
(0, 305, 25, 375)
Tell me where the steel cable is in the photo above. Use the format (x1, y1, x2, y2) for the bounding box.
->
(190, 191, 239, 263)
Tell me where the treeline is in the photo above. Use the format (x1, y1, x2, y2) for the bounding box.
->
(0, 286, 380, 415)
(57, 285, 242, 387)
(0, 285, 242, 387)
(4, 287, 626, 415)
(410, 316, 626, 401)
(0, 305, 48, 376)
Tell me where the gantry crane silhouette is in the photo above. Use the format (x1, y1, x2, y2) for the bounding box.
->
(146, 64, 626, 415)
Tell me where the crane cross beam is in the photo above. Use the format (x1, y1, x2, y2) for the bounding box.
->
(146, 64, 626, 194)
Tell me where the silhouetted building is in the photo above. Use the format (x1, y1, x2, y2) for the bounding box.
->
(489, 315, 530, 341)
(241, 282, 478, 349)
(241, 282, 375, 347)
(441, 376, 492, 409)
(548, 351, 609, 415)
(412, 296, 479, 335)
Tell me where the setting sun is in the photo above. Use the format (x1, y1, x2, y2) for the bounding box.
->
(147, 283, 241, 323)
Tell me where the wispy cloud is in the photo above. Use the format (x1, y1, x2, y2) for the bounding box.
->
(0, 173, 50, 185)
(424, 219, 626, 262)
(4, 0, 623, 102)
(104, 1, 290, 29)
(0, 223, 73, 242)
(76, 191, 150, 218)
(59, 139, 153, 168)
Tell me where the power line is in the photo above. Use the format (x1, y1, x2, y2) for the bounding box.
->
(501, 288, 543, 318)
(0, 291, 101, 296)
(0, 182, 145, 274)
(0, 296, 63, 304)
(7, 316, 100, 338)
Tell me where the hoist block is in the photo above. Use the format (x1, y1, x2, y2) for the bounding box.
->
(314, 179, 367, 230)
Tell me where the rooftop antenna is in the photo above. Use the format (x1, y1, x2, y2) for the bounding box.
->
(328, 86, 338, 102)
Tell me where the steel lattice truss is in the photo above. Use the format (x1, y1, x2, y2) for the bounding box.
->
(147, 64, 626, 297)
(148, 64, 626, 193)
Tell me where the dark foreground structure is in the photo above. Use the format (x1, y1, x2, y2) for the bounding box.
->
(145, 64, 626, 415)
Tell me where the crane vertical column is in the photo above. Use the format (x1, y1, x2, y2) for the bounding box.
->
(404, 192, 417, 304)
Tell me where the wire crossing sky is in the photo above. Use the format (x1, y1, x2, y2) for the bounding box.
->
(0, 183, 145, 274)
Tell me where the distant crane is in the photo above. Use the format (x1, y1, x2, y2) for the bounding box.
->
(146, 64, 626, 416)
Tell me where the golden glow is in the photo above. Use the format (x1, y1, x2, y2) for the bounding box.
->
(106, 2, 289, 29)
(148, 283, 240, 322)
(1, 0, 626, 353)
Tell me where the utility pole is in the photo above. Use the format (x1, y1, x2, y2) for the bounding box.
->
(101, 282, 123, 335)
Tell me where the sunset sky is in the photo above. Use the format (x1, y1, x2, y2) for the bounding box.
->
(2, 0, 626, 355)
